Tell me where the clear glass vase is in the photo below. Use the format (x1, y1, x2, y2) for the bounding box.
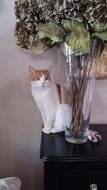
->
(58, 39, 103, 144)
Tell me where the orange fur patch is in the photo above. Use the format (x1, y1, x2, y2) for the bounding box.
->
(30, 70, 51, 81)
(56, 83, 62, 103)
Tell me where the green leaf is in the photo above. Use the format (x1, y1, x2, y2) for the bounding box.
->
(37, 22, 66, 43)
(62, 19, 91, 53)
(90, 21, 107, 32)
(65, 34, 91, 54)
(93, 31, 107, 41)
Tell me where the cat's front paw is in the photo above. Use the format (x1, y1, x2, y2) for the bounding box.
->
(42, 127, 51, 134)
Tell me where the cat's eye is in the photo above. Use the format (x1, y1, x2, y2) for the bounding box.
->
(45, 77, 48, 80)
(36, 77, 40, 80)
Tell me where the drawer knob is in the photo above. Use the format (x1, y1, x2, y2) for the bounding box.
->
(90, 184, 98, 190)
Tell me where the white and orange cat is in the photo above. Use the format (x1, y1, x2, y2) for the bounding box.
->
(29, 65, 102, 142)
(29, 65, 71, 134)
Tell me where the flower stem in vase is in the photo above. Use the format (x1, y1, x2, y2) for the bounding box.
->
(64, 48, 99, 144)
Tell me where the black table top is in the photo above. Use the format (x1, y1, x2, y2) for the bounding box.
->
(40, 124, 107, 162)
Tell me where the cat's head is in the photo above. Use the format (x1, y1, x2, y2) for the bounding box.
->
(28, 66, 52, 88)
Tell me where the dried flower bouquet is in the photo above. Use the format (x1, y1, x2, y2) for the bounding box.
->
(14, 0, 107, 143)
(14, 0, 107, 54)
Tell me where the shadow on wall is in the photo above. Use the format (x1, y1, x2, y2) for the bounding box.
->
(0, 78, 43, 190)
(13, 161, 44, 190)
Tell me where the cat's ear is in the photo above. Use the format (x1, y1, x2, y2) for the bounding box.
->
(46, 66, 52, 74)
(28, 66, 36, 74)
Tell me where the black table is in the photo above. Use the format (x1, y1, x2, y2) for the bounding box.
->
(40, 124, 107, 190)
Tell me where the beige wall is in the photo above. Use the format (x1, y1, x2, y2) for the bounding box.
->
(0, 1, 107, 190)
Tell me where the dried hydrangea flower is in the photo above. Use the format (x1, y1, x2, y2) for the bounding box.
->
(15, 22, 30, 49)
(14, 0, 107, 54)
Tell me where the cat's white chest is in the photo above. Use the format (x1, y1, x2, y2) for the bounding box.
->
(31, 83, 59, 110)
